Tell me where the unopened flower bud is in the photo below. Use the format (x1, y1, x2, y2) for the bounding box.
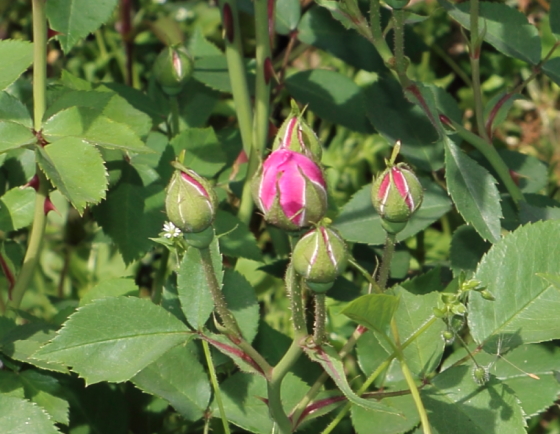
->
(272, 100, 322, 160)
(165, 168, 217, 233)
(472, 365, 489, 385)
(292, 226, 348, 293)
(371, 164, 423, 233)
(154, 45, 194, 96)
(252, 149, 327, 231)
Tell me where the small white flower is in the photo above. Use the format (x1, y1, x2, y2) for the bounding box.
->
(163, 221, 182, 238)
(175, 7, 194, 21)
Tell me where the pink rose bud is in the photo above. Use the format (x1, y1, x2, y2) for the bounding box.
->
(252, 149, 327, 231)
(272, 100, 322, 160)
(165, 168, 217, 233)
(371, 163, 423, 234)
(292, 226, 348, 293)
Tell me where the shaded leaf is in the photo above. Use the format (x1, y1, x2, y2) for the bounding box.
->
(352, 393, 419, 434)
(285, 69, 373, 133)
(215, 210, 263, 261)
(20, 370, 69, 425)
(222, 270, 259, 343)
(276, 0, 301, 34)
(342, 294, 399, 335)
(440, 0, 541, 65)
(444, 139, 502, 243)
(0, 121, 35, 154)
(0, 92, 33, 127)
(450, 225, 491, 278)
(132, 341, 210, 421)
(170, 128, 226, 177)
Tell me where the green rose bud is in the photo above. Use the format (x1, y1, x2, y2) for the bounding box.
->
(165, 167, 217, 234)
(371, 163, 423, 234)
(154, 45, 194, 96)
(272, 100, 322, 161)
(292, 226, 348, 293)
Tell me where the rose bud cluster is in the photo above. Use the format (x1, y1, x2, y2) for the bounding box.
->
(292, 226, 348, 293)
(371, 162, 423, 234)
(252, 104, 328, 231)
(165, 167, 217, 234)
(153, 45, 194, 96)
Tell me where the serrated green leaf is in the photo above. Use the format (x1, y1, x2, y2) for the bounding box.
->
(33, 297, 190, 384)
(519, 201, 560, 224)
(450, 225, 491, 278)
(79, 278, 138, 306)
(542, 57, 560, 88)
(421, 366, 525, 434)
(444, 139, 502, 243)
(298, 6, 384, 72)
(334, 178, 451, 245)
(215, 210, 263, 261)
(303, 345, 401, 415)
(0, 322, 69, 374)
(276, 0, 301, 34)
(177, 236, 221, 330)
(469, 220, 560, 345)
(0, 40, 33, 91)
(94, 165, 166, 264)
(352, 393, 419, 434)
(0, 121, 35, 154)
(188, 27, 223, 57)
(42, 106, 152, 153)
(36, 137, 108, 214)
(46, 0, 118, 53)
(0, 92, 32, 127)
(0, 187, 35, 232)
(222, 269, 259, 343)
(285, 69, 372, 133)
(170, 128, 226, 177)
(20, 370, 69, 425)
(45, 89, 153, 138)
(342, 294, 399, 335)
(440, 0, 541, 65)
(0, 395, 61, 434)
(132, 341, 210, 421)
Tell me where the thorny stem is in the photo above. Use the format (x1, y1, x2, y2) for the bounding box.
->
(313, 293, 327, 345)
(202, 339, 231, 434)
(369, 0, 394, 63)
(7, 0, 49, 315)
(392, 9, 411, 86)
(199, 246, 273, 377)
(151, 248, 169, 305)
(169, 96, 180, 138)
(348, 258, 382, 294)
(287, 263, 307, 334)
(377, 233, 396, 291)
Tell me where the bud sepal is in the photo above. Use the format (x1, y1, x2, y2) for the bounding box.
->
(154, 45, 194, 96)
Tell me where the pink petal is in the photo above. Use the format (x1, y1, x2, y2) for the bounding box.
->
(392, 167, 413, 210)
(181, 172, 208, 197)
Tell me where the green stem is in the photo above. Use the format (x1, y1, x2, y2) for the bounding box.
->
(392, 9, 410, 86)
(317, 317, 438, 433)
(199, 246, 273, 377)
(313, 293, 326, 345)
(268, 332, 306, 434)
(469, 0, 490, 143)
(7, 0, 49, 315)
(218, 0, 253, 157)
(151, 248, 169, 305)
(391, 319, 432, 434)
(252, 0, 271, 157)
(237, 146, 259, 225)
(169, 96, 180, 138)
(202, 339, 231, 434)
(286, 263, 307, 334)
(442, 122, 525, 205)
(369, 0, 394, 63)
(377, 233, 396, 291)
